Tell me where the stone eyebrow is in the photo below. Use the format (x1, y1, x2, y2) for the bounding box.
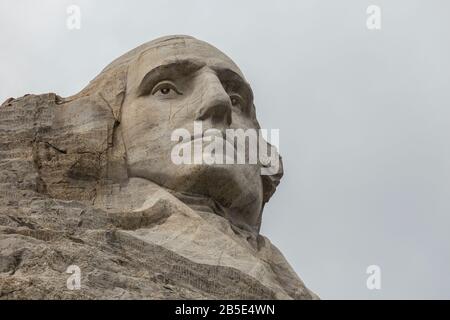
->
(137, 59, 204, 96)
(212, 67, 254, 106)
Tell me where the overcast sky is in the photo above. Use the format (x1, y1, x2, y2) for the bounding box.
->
(1, 0, 449, 299)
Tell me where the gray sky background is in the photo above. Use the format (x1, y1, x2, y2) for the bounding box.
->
(1, 0, 449, 299)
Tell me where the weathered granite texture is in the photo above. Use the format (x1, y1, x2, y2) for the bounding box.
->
(0, 35, 317, 299)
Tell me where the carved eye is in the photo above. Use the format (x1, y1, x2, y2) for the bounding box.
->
(160, 87, 171, 95)
(151, 81, 182, 96)
(229, 94, 243, 106)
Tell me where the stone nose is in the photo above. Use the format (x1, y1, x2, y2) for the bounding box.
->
(195, 71, 232, 127)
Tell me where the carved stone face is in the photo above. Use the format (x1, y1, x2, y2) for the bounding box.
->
(120, 37, 264, 230)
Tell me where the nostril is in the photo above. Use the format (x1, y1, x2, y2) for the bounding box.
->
(195, 71, 233, 125)
(196, 95, 232, 124)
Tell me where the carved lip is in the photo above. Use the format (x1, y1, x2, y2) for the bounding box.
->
(189, 131, 238, 152)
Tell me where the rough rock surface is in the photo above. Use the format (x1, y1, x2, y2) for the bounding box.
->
(0, 36, 317, 300)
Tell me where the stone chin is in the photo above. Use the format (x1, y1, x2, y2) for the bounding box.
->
(127, 159, 264, 230)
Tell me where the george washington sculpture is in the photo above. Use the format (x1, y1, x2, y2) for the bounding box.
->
(0, 35, 317, 299)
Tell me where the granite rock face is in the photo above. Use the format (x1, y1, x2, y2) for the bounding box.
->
(0, 36, 317, 299)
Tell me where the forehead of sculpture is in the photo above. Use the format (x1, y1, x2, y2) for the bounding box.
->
(123, 36, 245, 94)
